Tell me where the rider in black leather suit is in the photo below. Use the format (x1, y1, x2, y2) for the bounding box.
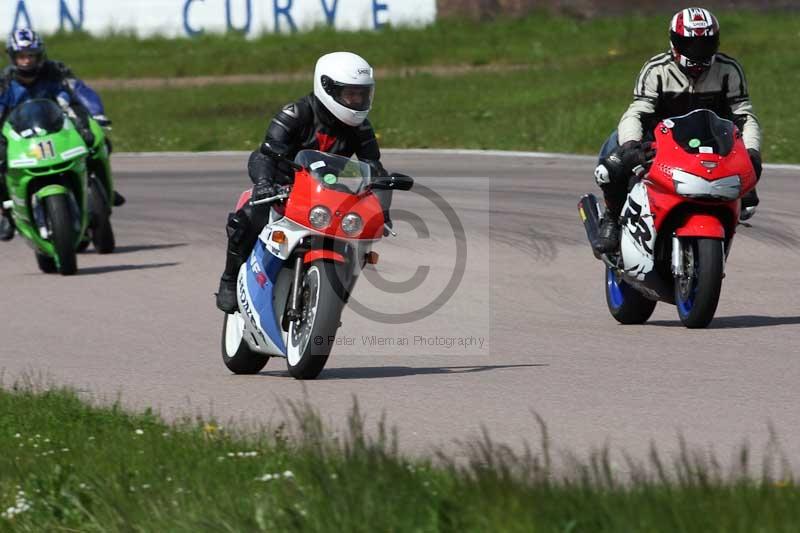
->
(216, 52, 392, 312)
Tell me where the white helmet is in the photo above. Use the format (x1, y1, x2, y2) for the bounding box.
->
(313, 52, 375, 127)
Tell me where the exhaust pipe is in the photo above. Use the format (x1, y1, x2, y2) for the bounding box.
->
(578, 194, 603, 259)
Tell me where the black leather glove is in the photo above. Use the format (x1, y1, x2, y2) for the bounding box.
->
(619, 140, 655, 172)
(252, 180, 278, 204)
(78, 127, 95, 149)
(602, 141, 655, 183)
(747, 148, 762, 181)
(742, 188, 759, 209)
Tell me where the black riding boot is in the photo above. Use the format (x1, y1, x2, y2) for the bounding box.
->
(596, 212, 621, 254)
(216, 249, 243, 313)
(216, 206, 266, 312)
(596, 184, 625, 254)
(740, 188, 759, 221)
(0, 177, 13, 242)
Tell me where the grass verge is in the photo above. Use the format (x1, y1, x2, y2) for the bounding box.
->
(1, 384, 798, 532)
(79, 10, 800, 161)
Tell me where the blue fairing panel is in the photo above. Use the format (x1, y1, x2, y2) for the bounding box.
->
(246, 240, 287, 355)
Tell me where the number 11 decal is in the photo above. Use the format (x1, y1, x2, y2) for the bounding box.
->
(36, 140, 56, 160)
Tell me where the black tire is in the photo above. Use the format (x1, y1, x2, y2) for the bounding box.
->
(605, 266, 657, 324)
(221, 312, 270, 374)
(89, 181, 115, 254)
(675, 238, 724, 329)
(45, 195, 77, 275)
(35, 252, 57, 274)
(286, 261, 346, 380)
(77, 237, 91, 253)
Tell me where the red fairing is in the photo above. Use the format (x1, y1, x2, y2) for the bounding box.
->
(645, 120, 756, 239)
(284, 169, 385, 240)
(304, 249, 346, 264)
(235, 189, 253, 211)
(675, 214, 726, 238)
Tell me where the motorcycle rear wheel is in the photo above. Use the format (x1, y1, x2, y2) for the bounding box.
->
(605, 266, 657, 324)
(221, 312, 270, 374)
(675, 238, 724, 329)
(89, 179, 115, 254)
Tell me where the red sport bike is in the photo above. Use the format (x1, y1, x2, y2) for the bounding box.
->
(221, 146, 413, 378)
(579, 109, 758, 328)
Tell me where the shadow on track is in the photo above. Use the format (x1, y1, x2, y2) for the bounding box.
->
(259, 363, 547, 380)
(112, 243, 188, 254)
(78, 262, 180, 276)
(648, 315, 800, 329)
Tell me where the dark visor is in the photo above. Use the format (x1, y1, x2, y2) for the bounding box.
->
(671, 34, 719, 63)
(330, 83, 374, 112)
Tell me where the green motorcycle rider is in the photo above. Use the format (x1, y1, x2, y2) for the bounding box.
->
(0, 28, 124, 241)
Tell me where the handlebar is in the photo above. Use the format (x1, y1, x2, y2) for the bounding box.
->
(250, 192, 290, 207)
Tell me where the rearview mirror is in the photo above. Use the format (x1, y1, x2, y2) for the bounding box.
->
(371, 173, 414, 191)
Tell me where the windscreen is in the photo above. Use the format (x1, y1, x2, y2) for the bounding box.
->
(668, 109, 735, 156)
(295, 150, 371, 194)
(8, 99, 65, 136)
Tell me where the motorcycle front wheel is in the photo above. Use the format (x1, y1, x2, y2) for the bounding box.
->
(45, 195, 77, 275)
(675, 238, 724, 329)
(286, 261, 346, 380)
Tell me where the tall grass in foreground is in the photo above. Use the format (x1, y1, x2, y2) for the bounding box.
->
(0, 383, 798, 532)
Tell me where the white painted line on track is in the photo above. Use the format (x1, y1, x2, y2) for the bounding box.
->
(115, 148, 800, 171)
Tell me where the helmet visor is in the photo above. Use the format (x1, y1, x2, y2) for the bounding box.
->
(330, 83, 374, 112)
(671, 33, 719, 63)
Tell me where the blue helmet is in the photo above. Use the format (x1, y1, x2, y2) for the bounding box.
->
(7, 28, 46, 76)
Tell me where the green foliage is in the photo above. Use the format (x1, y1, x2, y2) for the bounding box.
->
(0, 385, 798, 532)
(30, 12, 800, 161)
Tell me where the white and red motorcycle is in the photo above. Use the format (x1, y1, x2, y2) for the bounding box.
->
(222, 147, 413, 379)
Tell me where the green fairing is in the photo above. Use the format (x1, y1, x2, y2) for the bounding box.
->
(34, 184, 72, 199)
(2, 99, 115, 274)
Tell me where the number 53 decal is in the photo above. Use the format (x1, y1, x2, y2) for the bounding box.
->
(34, 140, 56, 160)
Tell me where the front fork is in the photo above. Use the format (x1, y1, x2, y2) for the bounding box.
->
(671, 235, 726, 282)
(285, 256, 304, 324)
(671, 235, 684, 278)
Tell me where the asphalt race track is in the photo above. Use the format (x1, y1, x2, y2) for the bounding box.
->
(2, 150, 799, 465)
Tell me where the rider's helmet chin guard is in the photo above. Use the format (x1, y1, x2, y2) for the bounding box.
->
(313, 52, 375, 127)
(669, 7, 720, 79)
(6, 28, 46, 77)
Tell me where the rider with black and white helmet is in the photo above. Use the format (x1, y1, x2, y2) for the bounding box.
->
(216, 51, 392, 313)
(594, 7, 762, 253)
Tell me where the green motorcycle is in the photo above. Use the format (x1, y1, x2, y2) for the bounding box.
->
(2, 98, 116, 275)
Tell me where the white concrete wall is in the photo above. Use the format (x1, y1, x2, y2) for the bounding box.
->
(3, 0, 437, 37)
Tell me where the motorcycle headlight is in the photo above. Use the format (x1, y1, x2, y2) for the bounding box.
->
(672, 169, 741, 200)
(341, 213, 363, 236)
(308, 206, 332, 229)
